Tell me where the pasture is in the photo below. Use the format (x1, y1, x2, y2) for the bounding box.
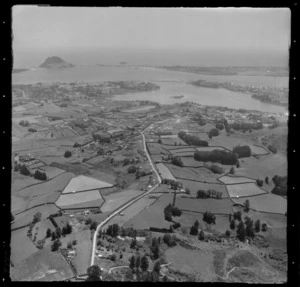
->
(231, 193, 287, 214)
(176, 198, 233, 214)
(36, 165, 66, 179)
(56, 189, 104, 209)
(10, 246, 74, 281)
(12, 172, 41, 193)
(249, 145, 269, 156)
(226, 183, 267, 198)
(165, 164, 220, 183)
(12, 205, 60, 230)
(156, 163, 177, 181)
(101, 189, 144, 212)
(123, 193, 173, 230)
(26, 190, 61, 209)
(179, 179, 229, 198)
(32, 219, 56, 242)
(147, 143, 169, 155)
(181, 156, 204, 167)
(11, 195, 27, 213)
(165, 246, 213, 278)
(245, 210, 287, 229)
(11, 227, 39, 266)
(218, 175, 256, 184)
(62, 175, 113, 194)
(14, 172, 74, 201)
(102, 197, 156, 228)
(160, 137, 188, 146)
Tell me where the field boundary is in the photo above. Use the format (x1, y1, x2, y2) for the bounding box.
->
(14, 202, 61, 216)
(181, 209, 231, 216)
(175, 176, 224, 185)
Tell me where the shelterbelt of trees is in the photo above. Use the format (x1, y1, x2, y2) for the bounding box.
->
(178, 131, 208, 147)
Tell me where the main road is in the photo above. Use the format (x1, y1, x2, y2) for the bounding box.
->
(90, 127, 162, 266)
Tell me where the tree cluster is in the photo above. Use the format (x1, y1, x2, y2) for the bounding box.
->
(203, 211, 216, 225)
(20, 165, 31, 176)
(163, 234, 177, 247)
(19, 120, 29, 127)
(64, 150, 72, 158)
(232, 145, 251, 158)
(171, 156, 183, 167)
(209, 164, 224, 174)
(178, 131, 208, 147)
(127, 165, 137, 173)
(209, 128, 220, 137)
(229, 121, 263, 132)
(197, 189, 223, 199)
(97, 148, 105, 155)
(194, 150, 237, 165)
(233, 211, 242, 221)
(34, 170, 47, 180)
(256, 179, 264, 187)
(271, 175, 287, 196)
(190, 220, 200, 235)
(215, 123, 224, 130)
(106, 223, 120, 237)
(62, 222, 73, 235)
(164, 204, 182, 221)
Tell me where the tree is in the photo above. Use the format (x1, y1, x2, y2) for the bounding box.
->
(135, 256, 141, 271)
(67, 242, 72, 249)
(46, 228, 52, 238)
(90, 221, 97, 231)
(254, 220, 261, 233)
(236, 221, 246, 242)
(32, 212, 42, 224)
(97, 148, 105, 155)
(233, 211, 242, 221)
(87, 265, 101, 281)
(225, 230, 231, 237)
(232, 145, 251, 158)
(171, 156, 183, 167)
(158, 138, 162, 144)
(64, 150, 72, 158)
(229, 167, 235, 174)
(230, 219, 236, 230)
(185, 187, 191, 195)
(236, 160, 240, 168)
(56, 227, 62, 238)
(244, 217, 255, 238)
(141, 255, 149, 272)
(198, 230, 205, 241)
(256, 179, 263, 187)
(85, 218, 92, 225)
(265, 176, 269, 184)
(190, 221, 199, 236)
(129, 255, 135, 271)
(261, 223, 267, 232)
(20, 165, 30, 176)
(51, 231, 56, 241)
(153, 261, 161, 274)
(127, 165, 137, 173)
(244, 199, 250, 212)
(65, 222, 72, 234)
(229, 213, 232, 222)
(151, 244, 160, 260)
(51, 239, 62, 252)
(111, 253, 116, 261)
(203, 211, 216, 225)
(209, 128, 219, 137)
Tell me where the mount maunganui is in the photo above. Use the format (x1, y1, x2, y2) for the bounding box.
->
(39, 56, 74, 69)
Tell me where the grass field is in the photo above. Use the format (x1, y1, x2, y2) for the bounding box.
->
(151, 154, 163, 163)
(101, 189, 145, 212)
(249, 145, 269, 156)
(244, 210, 287, 229)
(226, 183, 267, 198)
(62, 175, 113, 194)
(165, 164, 220, 183)
(231, 193, 287, 214)
(123, 193, 173, 230)
(156, 163, 177, 181)
(10, 245, 74, 281)
(71, 229, 92, 276)
(56, 189, 104, 209)
(160, 137, 188, 146)
(26, 190, 61, 209)
(218, 176, 256, 184)
(36, 165, 66, 179)
(12, 205, 60, 230)
(85, 155, 105, 165)
(12, 172, 41, 193)
(179, 179, 229, 198)
(235, 154, 287, 179)
(32, 219, 56, 242)
(14, 172, 75, 201)
(176, 198, 233, 214)
(11, 195, 27, 213)
(11, 227, 39, 266)
(102, 197, 157, 228)
(147, 143, 169, 155)
(165, 246, 212, 277)
(180, 157, 204, 167)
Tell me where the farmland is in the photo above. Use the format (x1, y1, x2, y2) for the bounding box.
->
(226, 183, 267, 198)
(156, 163, 177, 181)
(218, 175, 256, 184)
(176, 197, 233, 215)
(56, 190, 104, 209)
(231, 193, 287, 214)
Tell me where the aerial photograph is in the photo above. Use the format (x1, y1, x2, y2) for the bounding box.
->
(10, 7, 289, 282)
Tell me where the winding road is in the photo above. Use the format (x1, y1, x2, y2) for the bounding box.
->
(90, 126, 162, 266)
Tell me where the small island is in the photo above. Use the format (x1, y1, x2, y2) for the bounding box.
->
(39, 56, 74, 69)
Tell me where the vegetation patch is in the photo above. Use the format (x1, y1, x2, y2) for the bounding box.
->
(218, 175, 256, 184)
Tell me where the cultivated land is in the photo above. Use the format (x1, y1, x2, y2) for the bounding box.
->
(11, 68, 287, 283)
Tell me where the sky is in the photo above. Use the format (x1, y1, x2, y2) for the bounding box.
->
(12, 7, 290, 53)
